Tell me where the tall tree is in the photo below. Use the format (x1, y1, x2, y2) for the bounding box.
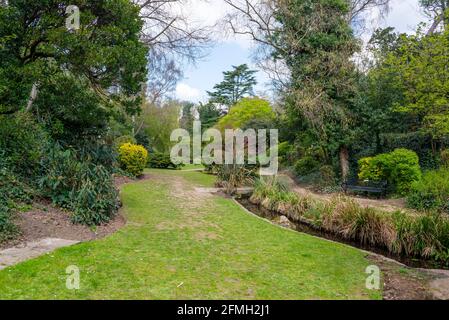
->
(207, 64, 257, 109)
(180, 102, 195, 134)
(0, 0, 148, 121)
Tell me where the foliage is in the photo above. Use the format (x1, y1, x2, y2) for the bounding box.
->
(358, 149, 422, 195)
(0, 0, 147, 117)
(376, 26, 449, 141)
(38, 146, 119, 226)
(272, 0, 359, 178)
(215, 97, 275, 130)
(0, 113, 47, 177)
(148, 152, 182, 169)
(0, 159, 31, 242)
(140, 100, 181, 153)
(207, 64, 257, 108)
(294, 157, 320, 177)
(118, 143, 148, 177)
(179, 102, 195, 134)
(198, 102, 223, 129)
(114, 135, 137, 151)
(407, 167, 449, 214)
(215, 164, 256, 194)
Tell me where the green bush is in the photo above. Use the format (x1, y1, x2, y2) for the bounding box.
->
(0, 113, 47, 177)
(294, 156, 320, 177)
(441, 149, 449, 167)
(148, 153, 181, 169)
(407, 167, 449, 214)
(114, 135, 137, 151)
(118, 143, 148, 176)
(0, 157, 32, 242)
(39, 146, 119, 226)
(358, 148, 421, 195)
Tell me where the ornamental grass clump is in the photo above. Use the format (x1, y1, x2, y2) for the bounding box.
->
(321, 195, 396, 249)
(251, 178, 312, 221)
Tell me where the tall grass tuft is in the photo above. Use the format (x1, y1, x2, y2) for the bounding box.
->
(321, 195, 396, 249)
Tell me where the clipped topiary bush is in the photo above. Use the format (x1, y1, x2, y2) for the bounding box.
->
(118, 143, 148, 176)
(148, 152, 181, 169)
(358, 148, 421, 195)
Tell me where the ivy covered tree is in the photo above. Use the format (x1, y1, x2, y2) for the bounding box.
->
(207, 64, 257, 109)
(270, 0, 360, 179)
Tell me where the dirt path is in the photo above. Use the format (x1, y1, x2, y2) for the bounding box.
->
(277, 173, 407, 212)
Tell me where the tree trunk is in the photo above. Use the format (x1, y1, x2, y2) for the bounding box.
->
(339, 146, 350, 181)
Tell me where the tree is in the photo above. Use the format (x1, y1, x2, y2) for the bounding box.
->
(379, 26, 449, 146)
(0, 0, 148, 122)
(207, 64, 257, 109)
(215, 97, 275, 130)
(141, 100, 181, 153)
(198, 102, 223, 130)
(419, 0, 449, 33)
(180, 102, 195, 134)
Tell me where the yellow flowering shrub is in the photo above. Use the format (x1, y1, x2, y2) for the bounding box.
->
(118, 143, 148, 176)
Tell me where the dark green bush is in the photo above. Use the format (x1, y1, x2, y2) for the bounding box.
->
(407, 167, 449, 214)
(0, 113, 47, 177)
(294, 156, 319, 176)
(0, 157, 31, 242)
(148, 152, 181, 169)
(359, 148, 421, 195)
(39, 146, 119, 226)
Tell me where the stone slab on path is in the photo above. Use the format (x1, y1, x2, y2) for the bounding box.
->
(0, 238, 79, 270)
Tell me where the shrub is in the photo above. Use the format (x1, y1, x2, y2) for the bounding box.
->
(407, 167, 449, 213)
(216, 164, 256, 194)
(39, 146, 119, 226)
(70, 165, 119, 226)
(148, 152, 181, 169)
(114, 135, 137, 150)
(118, 143, 148, 176)
(441, 149, 449, 167)
(321, 196, 396, 249)
(358, 148, 421, 195)
(0, 113, 47, 177)
(294, 156, 319, 177)
(0, 159, 32, 242)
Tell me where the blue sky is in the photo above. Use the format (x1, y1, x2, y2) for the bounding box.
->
(174, 0, 429, 103)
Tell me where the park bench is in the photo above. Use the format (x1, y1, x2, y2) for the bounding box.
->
(342, 178, 388, 198)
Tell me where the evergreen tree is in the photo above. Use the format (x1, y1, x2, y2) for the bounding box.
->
(207, 64, 257, 109)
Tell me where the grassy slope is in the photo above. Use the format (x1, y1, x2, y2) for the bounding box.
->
(0, 170, 381, 299)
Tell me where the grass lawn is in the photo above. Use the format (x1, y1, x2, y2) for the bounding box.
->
(0, 169, 381, 299)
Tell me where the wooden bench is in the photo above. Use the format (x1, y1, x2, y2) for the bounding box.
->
(342, 179, 388, 198)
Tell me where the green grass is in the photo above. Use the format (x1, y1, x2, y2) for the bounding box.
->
(180, 163, 205, 171)
(0, 170, 381, 299)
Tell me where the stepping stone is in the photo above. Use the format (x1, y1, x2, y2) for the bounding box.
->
(0, 238, 79, 270)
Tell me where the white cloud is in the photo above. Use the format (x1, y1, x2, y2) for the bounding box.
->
(176, 83, 201, 101)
